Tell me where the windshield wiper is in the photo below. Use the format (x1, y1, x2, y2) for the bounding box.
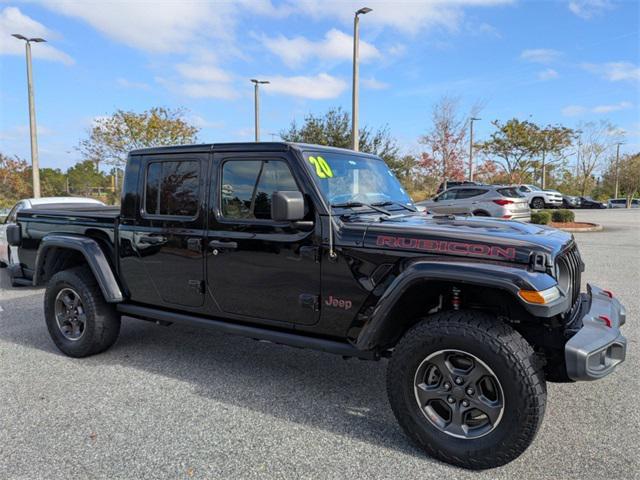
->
(331, 201, 391, 216)
(372, 201, 417, 212)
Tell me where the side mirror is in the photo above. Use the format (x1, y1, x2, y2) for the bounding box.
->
(271, 191, 305, 221)
(7, 224, 21, 247)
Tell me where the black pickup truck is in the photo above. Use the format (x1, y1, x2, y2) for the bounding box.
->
(5, 143, 627, 469)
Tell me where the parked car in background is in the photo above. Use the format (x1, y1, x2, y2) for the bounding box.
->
(418, 185, 531, 221)
(561, 195, 581, 209)
(0, 197, 105, 270)
(517, 184, 563, 210)
(436, 180, 482, 194)
(607, 198, 639, 208)
(578, 197, 607, 209)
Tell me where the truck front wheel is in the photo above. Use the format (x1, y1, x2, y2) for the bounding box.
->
(387, 310, 546, 469)
(44, 266, 120, 357)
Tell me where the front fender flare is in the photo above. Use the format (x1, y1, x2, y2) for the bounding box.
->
(355, 259, 566, 351)
(33, 234, 123, 303)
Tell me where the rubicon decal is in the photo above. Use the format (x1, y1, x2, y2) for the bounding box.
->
(376, 235, 516, 260)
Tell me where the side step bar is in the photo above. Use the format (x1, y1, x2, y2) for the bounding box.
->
(117, 303, 377, 360)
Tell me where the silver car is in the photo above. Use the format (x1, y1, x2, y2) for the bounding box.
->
(0, 196, 105, 268)
(418, 185, 531, 221)
(607, 198, 639, 208)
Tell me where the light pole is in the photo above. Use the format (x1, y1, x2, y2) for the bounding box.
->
(12, 34, 46, 198)
(574, 131, 582, 178)
(250, 79, 269, 142)
(351, 7, 372, 152)
(468, 117, 480, 181)
(614, 142, 624, 199)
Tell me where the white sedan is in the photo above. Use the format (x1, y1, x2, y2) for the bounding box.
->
(0, 197, 105, 268)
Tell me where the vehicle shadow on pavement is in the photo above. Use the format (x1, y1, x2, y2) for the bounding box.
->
(0, 289, 430, 461)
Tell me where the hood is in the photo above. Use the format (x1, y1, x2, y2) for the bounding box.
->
(345, 213, 573, 265)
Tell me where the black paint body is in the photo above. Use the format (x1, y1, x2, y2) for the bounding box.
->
(14, 143, 578, 354)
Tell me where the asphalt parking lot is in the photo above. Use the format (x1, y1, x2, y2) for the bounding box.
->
(1, 209, 638, 480)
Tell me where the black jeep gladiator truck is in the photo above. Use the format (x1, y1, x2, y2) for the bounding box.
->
(5, 143, 627, 469)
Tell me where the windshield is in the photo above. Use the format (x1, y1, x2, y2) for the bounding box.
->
(303, 151, 413, 209)
(527, 185, 542, 191)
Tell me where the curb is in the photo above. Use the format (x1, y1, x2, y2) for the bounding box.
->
(554, 223, 603, 232)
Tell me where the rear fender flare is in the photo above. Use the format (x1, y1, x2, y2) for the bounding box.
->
(355, 259, 563, 351)
(33, 234, 123, 303)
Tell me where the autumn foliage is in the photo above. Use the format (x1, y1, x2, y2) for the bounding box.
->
(0, 154, 31, 208)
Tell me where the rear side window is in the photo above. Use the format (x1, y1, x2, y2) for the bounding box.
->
(221, 160, 298, 220)
(145, 160, 200, 217)
(455, 188, 487, 199)
(497, 187, 525, 198)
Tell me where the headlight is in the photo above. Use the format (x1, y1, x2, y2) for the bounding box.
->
(518, 286, 562, 304)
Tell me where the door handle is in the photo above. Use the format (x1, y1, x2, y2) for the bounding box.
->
(208, 240, 238, 250)
(139, 235, 167, 245)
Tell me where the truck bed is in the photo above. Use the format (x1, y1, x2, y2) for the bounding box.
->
(20, 204, 120, 223)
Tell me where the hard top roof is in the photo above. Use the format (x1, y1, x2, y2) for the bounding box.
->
(129, 142, 379, 158)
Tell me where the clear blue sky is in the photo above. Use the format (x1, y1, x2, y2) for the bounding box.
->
(1, 0, 638, 171)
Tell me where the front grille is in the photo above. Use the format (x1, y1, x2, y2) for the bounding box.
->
(557, 244, 583, 305)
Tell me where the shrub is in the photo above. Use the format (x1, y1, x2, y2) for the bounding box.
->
(531, 211, 552, 225)
(551, 209, 575, 223)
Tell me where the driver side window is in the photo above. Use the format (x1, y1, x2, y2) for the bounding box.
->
(438, 190, 457, 201)
(6, 203, 24, 223)
(221, 159, 299, 221)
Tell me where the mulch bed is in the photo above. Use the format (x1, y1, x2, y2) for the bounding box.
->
(550, 221, 600, 230)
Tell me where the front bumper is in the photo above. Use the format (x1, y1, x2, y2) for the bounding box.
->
(565, 284, 627, 381)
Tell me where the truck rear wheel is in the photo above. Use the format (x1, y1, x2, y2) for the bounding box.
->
(387, 310, 546, 469)
(44, 266, 120, 357)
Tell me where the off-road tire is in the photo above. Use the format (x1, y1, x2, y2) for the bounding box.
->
(387, 310, 546, 469)
(531, 197, 545, 210)
(44, 266, 120, 357)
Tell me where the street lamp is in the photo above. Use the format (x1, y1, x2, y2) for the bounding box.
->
(573, 130, 583, 178)
(351, 6, 372, 152)
(614, 142, 624, 199)
(250, 79, 270, 142)
(12, 34, 46, 198)
(468, 117, 481, 181)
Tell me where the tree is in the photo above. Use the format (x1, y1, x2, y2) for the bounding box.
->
(67, 160, 109, 196)
(78, 107, 200, 193)
(280, 107, 401, 170)
(535, 125, 575, 189)
(41, 168, 68, 197)
(575, 121, 618, 196)
(603, 153, 640, 205)
(418, 96, 472, 184)
(475, 119, 541, 183)
(0, 153, 31, 208)
(473, 159, 500, 184)
(617, 153, 640, 206)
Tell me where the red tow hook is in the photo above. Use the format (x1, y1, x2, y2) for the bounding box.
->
(603, 289, 614, 298)
(598, 315, 612, 328)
